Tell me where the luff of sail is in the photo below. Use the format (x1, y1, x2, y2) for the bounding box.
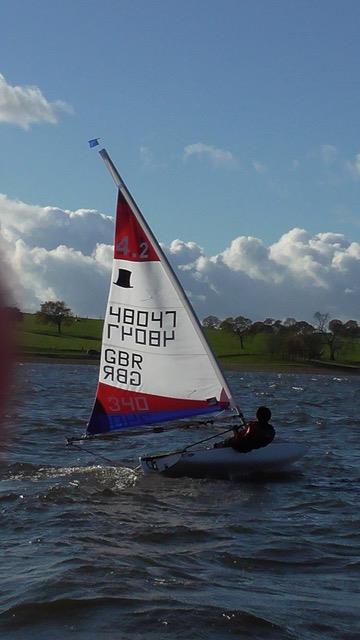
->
(87, 150, 238, 435)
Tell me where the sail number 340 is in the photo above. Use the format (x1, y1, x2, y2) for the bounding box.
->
(107, 395, 149, 412)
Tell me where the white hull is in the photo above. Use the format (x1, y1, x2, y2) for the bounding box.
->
(140, 442, 307, 480)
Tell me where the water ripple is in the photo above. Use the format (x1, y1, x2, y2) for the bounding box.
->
(0, 364, 359, 640)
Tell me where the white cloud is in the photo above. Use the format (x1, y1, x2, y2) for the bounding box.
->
(1, 193, 360, 322)
(0, 194, 113, 315)
(139, 146, 154, 167)
(0, 73, 72, 129)
(166, 239, 203, 267)
(0, 194, 113, 253)
(221, 236, 280, 282)
(252, 161, 267, 174)
(321, 144, 337, 165)
(139, 145, 167, 170)
(183, 142, 235, 167)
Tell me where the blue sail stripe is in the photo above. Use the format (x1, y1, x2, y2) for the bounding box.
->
(87, 405, 223, 435)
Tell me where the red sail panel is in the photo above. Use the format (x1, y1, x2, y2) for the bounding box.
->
(114, 192, 159, 262)
(87, 382, 230, 434)
(96, 382, 229, 414)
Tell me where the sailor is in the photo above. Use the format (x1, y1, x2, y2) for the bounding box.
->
(214, 406, 275, 453)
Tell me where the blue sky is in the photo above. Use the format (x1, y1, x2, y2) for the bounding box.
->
(1, 0, 360, 320)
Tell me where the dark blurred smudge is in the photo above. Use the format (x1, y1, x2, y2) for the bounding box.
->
(0, 265, 17, 444)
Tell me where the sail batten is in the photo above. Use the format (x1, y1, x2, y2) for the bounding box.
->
(87, 149, 239, 436)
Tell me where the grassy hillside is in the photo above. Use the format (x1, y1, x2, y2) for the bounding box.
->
(16, 313, 360, 370)
(204, 328, 270, 355)
(18, 313, 103, 358)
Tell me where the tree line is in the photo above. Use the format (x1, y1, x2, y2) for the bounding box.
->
(202, 312, 360, 362)
(7, 299, 360, 363)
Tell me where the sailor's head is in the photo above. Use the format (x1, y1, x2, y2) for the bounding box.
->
(256, 406, 271, 423)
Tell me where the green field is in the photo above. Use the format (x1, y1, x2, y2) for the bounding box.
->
(16, 313, 360, 371)
(213, 329, 360, 369)
(18, 314, 103, 358)
(17, 315, 272, 359)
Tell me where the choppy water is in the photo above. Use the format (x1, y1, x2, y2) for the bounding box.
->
(1, 363, 359, 640)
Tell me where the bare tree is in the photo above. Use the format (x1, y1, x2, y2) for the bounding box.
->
(233, 315, 252, 349)
(314, 312, 342, 361)
(313, 312, 330, 333)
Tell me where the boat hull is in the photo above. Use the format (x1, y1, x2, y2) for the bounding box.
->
(140, 442, 307, 480)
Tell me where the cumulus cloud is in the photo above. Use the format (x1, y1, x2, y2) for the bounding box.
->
(221, 236, 280, 282)
(0, 194, 113, 316)
(9, 240, 109, 315)
(1, 193, 360, 322)
(183, 143, 235, 167)
(0, 194, 113, 254)
(166, 239, 203, 268)
(0, 73, 72, 129)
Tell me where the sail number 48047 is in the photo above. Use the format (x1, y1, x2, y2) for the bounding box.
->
(116, 236, 149, 259)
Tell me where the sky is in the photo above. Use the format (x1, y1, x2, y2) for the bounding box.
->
(1, 0, 360, 322)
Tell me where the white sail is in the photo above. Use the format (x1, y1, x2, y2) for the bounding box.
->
(87, 149, 239, 435)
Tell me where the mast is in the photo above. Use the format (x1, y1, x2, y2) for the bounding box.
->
(99, 147, 239, 414)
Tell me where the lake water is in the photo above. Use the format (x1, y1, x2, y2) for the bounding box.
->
(0, 363, 359, 640)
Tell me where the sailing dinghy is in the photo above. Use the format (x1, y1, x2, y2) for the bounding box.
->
(69, 147, 307, 480)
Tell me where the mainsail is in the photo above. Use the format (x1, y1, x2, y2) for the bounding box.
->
(87, 149, 238, 435)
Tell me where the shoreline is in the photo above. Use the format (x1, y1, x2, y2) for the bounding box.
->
(17, 354, 360, 375)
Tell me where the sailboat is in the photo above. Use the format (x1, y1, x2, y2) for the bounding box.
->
(68, 146, 307, 480)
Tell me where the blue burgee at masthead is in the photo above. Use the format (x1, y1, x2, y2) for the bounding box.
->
(88, 138, 100, 148)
